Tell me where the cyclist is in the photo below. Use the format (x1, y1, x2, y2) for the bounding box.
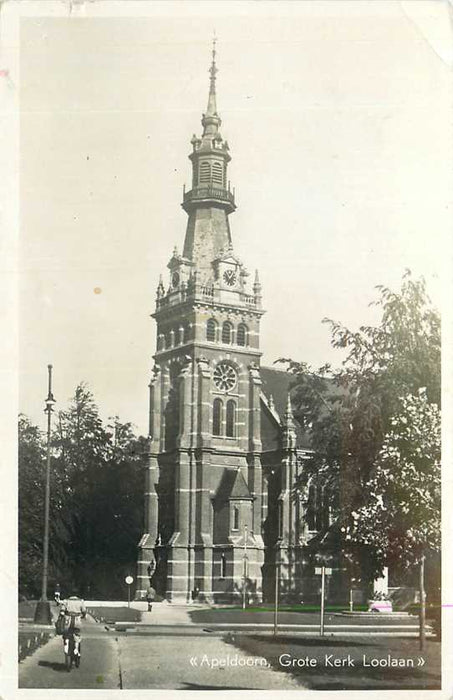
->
(60, 593, 87, 663)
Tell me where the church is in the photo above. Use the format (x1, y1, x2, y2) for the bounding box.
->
(136, 44, 340, 604)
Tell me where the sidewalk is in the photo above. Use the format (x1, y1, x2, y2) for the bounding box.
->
(140, 603, 195, 625)
(84, 599, 207, 625)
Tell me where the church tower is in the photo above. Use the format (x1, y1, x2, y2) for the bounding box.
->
(137, 41, 265, 603)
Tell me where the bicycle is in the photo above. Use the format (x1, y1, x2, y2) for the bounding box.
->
(62, 617, 82, 672)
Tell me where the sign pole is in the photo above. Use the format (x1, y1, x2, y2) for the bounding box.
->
(320, 566, 325, 636)
(273, 547, 279, 636)
(242, 525, 248, 610)
(419, 554, 426, 651)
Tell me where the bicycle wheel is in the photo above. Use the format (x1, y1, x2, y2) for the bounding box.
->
(64, 637, 74, 672)
(75, 643, 81, 668)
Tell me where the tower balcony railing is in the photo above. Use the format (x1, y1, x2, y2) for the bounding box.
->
(182, 185, 236, 212)
(155, 282, 260, 313)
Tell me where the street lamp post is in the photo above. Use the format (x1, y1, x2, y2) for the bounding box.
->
(125, 575, 134, 608)
(34, 365, 56, 624)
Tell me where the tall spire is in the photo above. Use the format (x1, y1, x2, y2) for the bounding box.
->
(202, 35, 221, 138)
(181, 35, 235, 267)
(206, 34, 218, 117)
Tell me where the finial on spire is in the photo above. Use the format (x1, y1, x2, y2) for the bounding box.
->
(284, 393, 296, 429)
(253, 269, 262, 307)
(206, 34, 218, 118)
(211, 32, 217, 82)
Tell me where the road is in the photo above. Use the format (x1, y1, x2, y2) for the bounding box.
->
(19, 619, 301, 690)
(18, 604, 434, 690)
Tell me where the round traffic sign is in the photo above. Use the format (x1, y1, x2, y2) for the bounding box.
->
(125, 575, 134, 585)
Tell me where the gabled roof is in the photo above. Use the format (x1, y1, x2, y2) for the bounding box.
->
(260, 366, 312, 450)
(213, 248, 243, 266)
(215, 468, 253, 502)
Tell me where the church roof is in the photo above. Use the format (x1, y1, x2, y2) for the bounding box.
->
(215, 468, 253, 502)
(260, 366, 312, 450)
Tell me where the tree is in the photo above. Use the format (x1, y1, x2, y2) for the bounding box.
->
(18, 415, 70, 597)
(19, 383, 147, 600)
(344, 390, 441, 572)
(281, 271, 440, 580)
(54, 384, 146, 598)
(18, 415, 46, 597)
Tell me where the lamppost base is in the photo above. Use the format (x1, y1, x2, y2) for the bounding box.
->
(34, 600, 52, 625)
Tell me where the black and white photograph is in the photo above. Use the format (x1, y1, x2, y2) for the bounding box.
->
(2, 0, 452, 695)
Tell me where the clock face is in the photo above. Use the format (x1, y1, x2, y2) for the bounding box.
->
(172, 272, 180, 287)
(223, 269, 237, 287)
(213, 362, 237, 392)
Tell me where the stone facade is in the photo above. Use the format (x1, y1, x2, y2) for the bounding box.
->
(136, 45, 343, 604)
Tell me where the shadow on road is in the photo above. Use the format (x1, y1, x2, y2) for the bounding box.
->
(226, 635, 375, 648)
(181, 682, 256, 690)
(38, 660, 68, 673)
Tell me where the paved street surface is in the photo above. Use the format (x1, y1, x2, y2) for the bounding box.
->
(19, 602, 437, 690)
(19, 617, 119, 689)
(19, 617, 301, 690)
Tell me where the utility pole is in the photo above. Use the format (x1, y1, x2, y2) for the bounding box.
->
(419, 554, 426, 651)
(34, 365, 56, 624)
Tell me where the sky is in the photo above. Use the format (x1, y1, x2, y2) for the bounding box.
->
(18, 1, 452, 437)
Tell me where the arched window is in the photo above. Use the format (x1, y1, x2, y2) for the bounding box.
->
(307, 483, 317, 531)
(236, 323, 248, 347)
(220, 552, 226, 579)
(233, 505, 239, 531)
(199, 161, 211, 183)
(213, 398, 222, 436)
(206, 319, 217, 342)
(222, 321, 233, 344)
(212, 161, 223, 185)
(226, 400, 236, 437)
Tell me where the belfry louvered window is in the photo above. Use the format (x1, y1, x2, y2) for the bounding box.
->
(206, 319, 217, 342)
(213, 398, 222, 436)
(212, 161, 223, 185)
(237, 323, 248, 347)
(199, 161, 211, 183)
(222, 321, 233, 344)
